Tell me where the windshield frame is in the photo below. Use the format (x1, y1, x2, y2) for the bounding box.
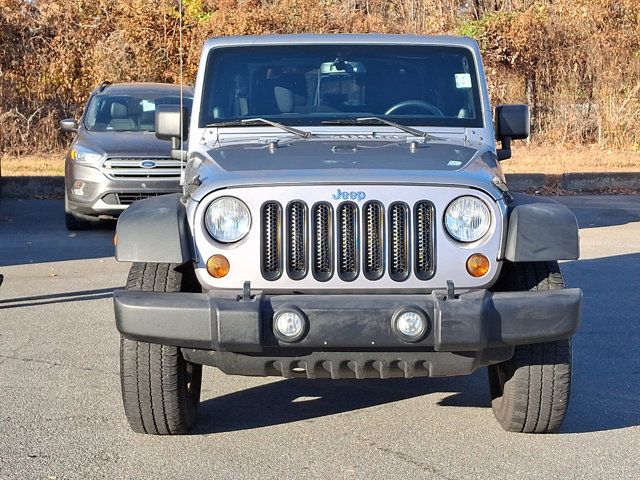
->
(198, 43, 485, 130)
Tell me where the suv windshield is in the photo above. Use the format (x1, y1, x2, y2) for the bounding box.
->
(84, 93, 193, 132)
(200, 44, 482, 128)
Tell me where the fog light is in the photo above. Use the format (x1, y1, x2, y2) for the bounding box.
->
(392, 308, 428, 342)
(466, 253, 490, 277)
(206, 254, 230, 278)
(71, 180, 86, 196)
(273, 309, 307, 343)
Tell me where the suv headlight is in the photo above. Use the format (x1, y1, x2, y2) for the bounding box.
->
(204, 196, 251, 243)
(70, 145, 103, 166)
(444, 196, 491, 242)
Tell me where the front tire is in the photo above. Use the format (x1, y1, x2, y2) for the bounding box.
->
(488, 261, 572, 433)
(119, 263, 203, 434)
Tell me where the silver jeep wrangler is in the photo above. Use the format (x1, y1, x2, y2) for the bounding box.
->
(113, 34, 582, 434)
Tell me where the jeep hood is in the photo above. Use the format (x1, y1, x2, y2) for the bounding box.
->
(189, 139, 503, 201)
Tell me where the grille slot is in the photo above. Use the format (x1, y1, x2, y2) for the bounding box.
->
(312, 203, 333, 281)
(113, 192, 164, 205)
(338, 203, 359, 281)
(389, 203, 410, 281)
(415, 201, 435, 279)
(286, 201, 308, 280)
(363, 202, 384, 280)
(101, 157, 181, 180)
(261, 202, 282, 280)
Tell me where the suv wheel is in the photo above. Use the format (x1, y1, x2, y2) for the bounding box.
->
(488, 261, 572, 433)
(120, 262, 203, 434)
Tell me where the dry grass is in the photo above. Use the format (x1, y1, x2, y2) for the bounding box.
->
(1, 152, 66, 177)
(2, 146, 639, 177)
(503, 145, 640, 174)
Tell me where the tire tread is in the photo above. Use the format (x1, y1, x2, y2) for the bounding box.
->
(119, 262, 201, 435)
(489, 261, 572, 433)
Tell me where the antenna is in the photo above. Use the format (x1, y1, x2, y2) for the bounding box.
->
(179, 0, 185, 186)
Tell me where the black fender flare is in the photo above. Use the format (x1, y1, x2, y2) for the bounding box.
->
(504, 194, 579, 262)
(115, 193, 193, 264)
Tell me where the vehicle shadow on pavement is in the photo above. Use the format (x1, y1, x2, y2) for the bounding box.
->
(0, 287, 115, 309)
(0, 199, 115, 266)
(557, 195, 640, 229)
(557, 253, 640, 434)
(194, 371, 489, 434)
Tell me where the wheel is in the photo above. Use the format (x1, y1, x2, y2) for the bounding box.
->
(64, 193, 92, 230)
(119, 262, 203, 434)
(488, 261, 572, 433)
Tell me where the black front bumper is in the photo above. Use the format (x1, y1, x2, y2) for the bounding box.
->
(114, 288, 582, 378)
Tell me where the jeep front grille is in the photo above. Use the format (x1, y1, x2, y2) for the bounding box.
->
(261, 200, 435, 282)
(101, 157, 181, 180)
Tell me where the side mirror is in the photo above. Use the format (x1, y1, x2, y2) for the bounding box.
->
(155, 105, 189, 161)
(60, 119, 78, 132)
(495, 104, 530, 161)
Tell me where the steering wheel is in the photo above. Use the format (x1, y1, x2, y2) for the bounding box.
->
(385, 100, 445, 117)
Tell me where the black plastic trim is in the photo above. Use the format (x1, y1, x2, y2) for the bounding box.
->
(311, 202, 334, 282)
(115, 193, 193, 264)
(285, 200, 309, 281)
(261, 201, 283, 281)
(504, 194, 580, 261)
(413, 200, 436, 280)
(114, 287, 582, 354)
(388, 201, 410, 282)
(337, 201, 360, 282)
(362, 200, 385, 280)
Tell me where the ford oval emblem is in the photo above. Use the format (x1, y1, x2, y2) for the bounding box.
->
(140, 160, 157, 168)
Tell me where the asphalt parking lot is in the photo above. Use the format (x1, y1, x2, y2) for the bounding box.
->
(0, 196, 639, 479)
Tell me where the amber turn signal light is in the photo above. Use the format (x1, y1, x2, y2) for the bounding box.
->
(207, 254, 230, 278)
(466, 253, 490, 277)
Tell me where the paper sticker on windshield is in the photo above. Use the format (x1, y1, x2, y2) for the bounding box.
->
(455, 73, 472, 89)
(448, 160, 463, 167)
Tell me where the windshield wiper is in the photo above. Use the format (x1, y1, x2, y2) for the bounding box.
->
(206, 118, 313, 139)
(322, 117, 437, 141)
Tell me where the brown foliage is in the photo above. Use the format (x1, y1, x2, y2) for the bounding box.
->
(1, 0, 639, 155)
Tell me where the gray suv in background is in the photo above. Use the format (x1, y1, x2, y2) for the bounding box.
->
(60, 82, 193, 230)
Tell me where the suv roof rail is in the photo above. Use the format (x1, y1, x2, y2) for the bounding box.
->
(97, 81, 112, 92)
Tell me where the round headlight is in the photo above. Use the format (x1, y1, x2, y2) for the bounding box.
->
(204, 196, 251, 243)
(444, 196, 491, 242)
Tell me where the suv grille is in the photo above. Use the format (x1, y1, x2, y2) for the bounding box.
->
(261, 200, 435, 282)
(101, 157, 181, 180)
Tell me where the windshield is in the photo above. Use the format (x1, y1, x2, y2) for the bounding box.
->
(84, 93, 193, 132)
(200, 44, 483, 128)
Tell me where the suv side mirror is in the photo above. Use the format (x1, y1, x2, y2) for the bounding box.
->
(495, 104, 530, 161)
(155, 105, 189, 161)
(60, 119, 78, 132)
